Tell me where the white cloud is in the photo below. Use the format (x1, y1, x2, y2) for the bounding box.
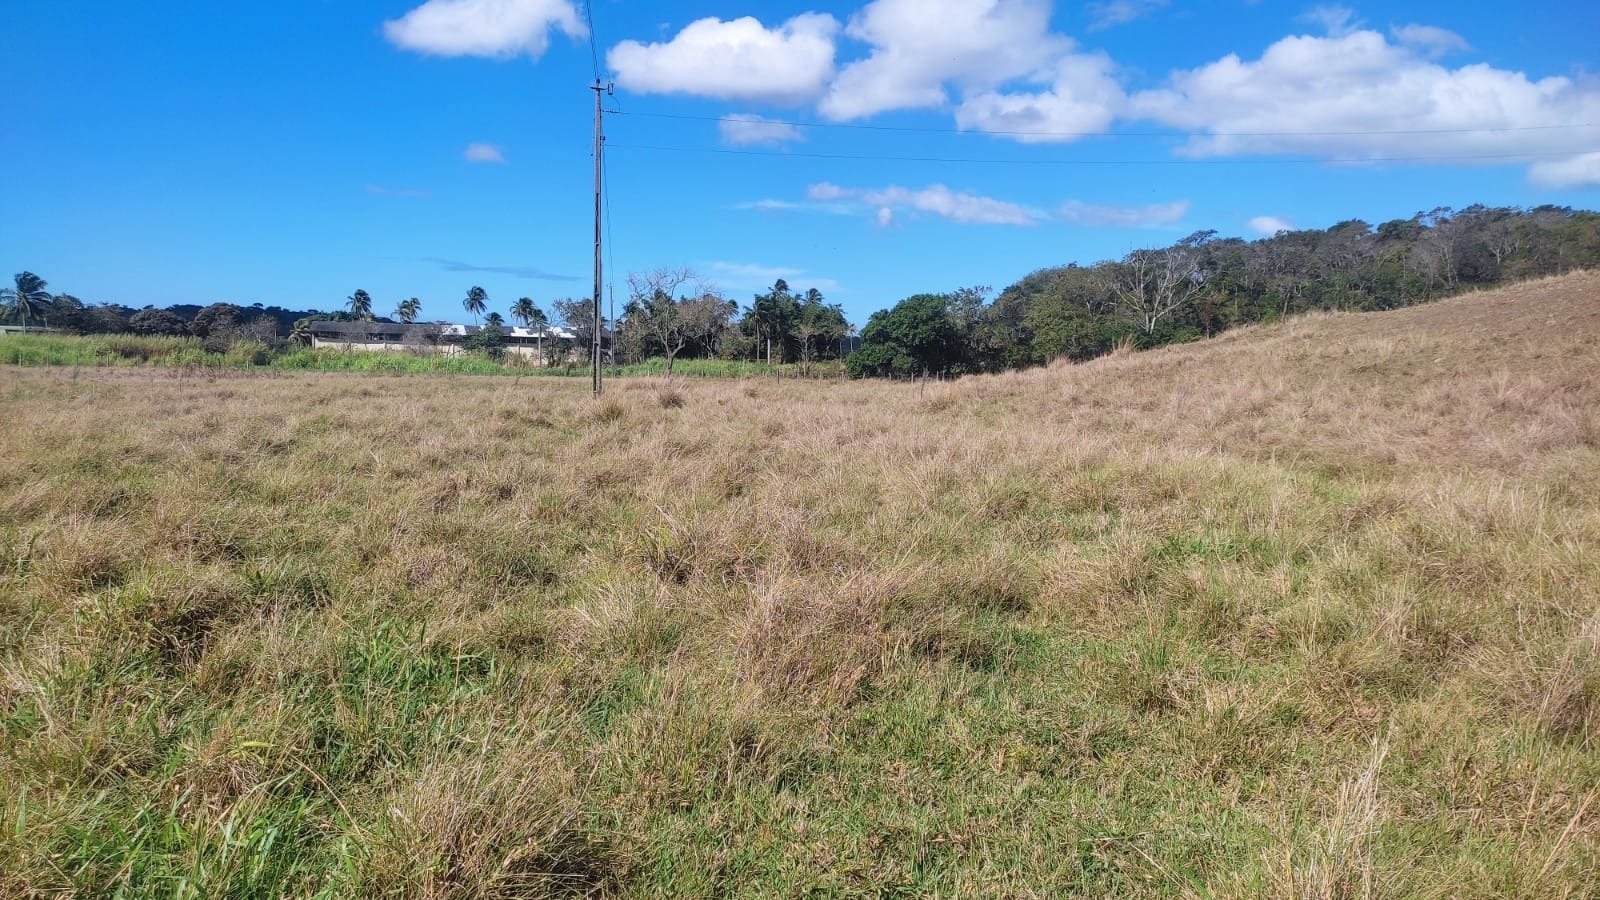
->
(747, 189, 1188, 229)
(1058, 199, 1190, 227)
(608, 14, 839, 105)
(464, 143, 506, 163)
(734, 198, 859, 216)
(955, 53, 1124, 142)
(820, 0, 1068, 120)
(719, 114, 806, 147)
(1129, 29, 1600, 162)
(809, 182, 1044, 226)
(1299, 5, 1362, 37)
(737, 199, 810, 213)
(709, 261, 798, 283)
(707, 262, 840, 292)
(1389, 24, 1470, 58)
(1248, 215, 1296, 235)
(1528, 152, 1600, 189)
(384, 0, 584, 59)
(1087, 0, 1168, 31)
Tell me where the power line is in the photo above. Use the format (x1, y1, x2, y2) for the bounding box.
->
(614, 109, 1600, 140)
(582, 1, 601, 83)
(606, 143, 1598, 166)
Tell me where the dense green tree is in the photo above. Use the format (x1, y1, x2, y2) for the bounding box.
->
(48, 294, 87, 333)
(188, 303, 244, 338)
(795, 288, 849, 365)
(743, 279, 800, 363)
(551, 297, 598, 364)
(78, 304, 133, 335)
(727, 280, 850, 365)
(464, 330, 506, 358)
(847, 293, 959, 378)
(465, 318, 507, 359)
(129, 307, 188, 336)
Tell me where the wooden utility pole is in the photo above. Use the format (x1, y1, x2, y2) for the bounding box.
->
(591, 80, 611, 396)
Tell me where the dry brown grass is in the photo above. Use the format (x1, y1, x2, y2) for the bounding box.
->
(0, 272, 1597, 896)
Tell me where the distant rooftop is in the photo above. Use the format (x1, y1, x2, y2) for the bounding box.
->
(307, 321, 579, 341)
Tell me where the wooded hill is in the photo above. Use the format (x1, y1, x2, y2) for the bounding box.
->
(850, 204, 1600, 376)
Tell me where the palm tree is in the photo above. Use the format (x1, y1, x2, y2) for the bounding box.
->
(463, 286, 487, 326)
(512, 297, 548, 365)
(395, 297, 422, 324)
(485, 311, 505, 328)
(1, 272, 53, 332)
(510, 297, 538, 329)
(290, 319, 313, 347)
(347, 289, 373, 321)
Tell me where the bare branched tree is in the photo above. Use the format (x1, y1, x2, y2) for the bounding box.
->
(627, 266, 722, 377)
(1109, 246, 1208, 334)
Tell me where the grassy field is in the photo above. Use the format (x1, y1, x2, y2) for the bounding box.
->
(1, 273, 1597, 897)
(0, 332, 831, 380)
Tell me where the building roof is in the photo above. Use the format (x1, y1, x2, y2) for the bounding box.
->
(308, 320, 581, 341)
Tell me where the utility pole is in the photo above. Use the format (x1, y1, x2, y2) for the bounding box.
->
(591, 80, 611, 397)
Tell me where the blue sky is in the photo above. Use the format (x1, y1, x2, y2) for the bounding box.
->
(3, 0, 1596, 327)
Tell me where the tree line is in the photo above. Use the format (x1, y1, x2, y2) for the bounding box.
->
(5, 204, 1595, 377)
(611, 270, 852, 375)
(0, 270, 853, 372)
(0, 277, 574, 357)
(847, 204, 1600, 377)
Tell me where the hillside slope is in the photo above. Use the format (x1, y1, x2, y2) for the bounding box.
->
(1, 273, 1597, 897)
(959, 270, 1599, 476)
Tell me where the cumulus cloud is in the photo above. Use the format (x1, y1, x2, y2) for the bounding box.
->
(1248, 215, 1296, 235)
(809, 182, 1044, 226)
(1129, 28, 1600, 162)
(629, 10, 1594, 187)
(1058, 199, 1190, 227)
(463, 142, 506, 163)
(1087, 0, 1168, 31)
(608, 14, 839, 105)
(384, 0, 584, 59)
(820, 0, 1068, 120)
(955, 53, 1124, 142)
(719, 114, 806, 147)
(1528, 152, 1600, 189)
